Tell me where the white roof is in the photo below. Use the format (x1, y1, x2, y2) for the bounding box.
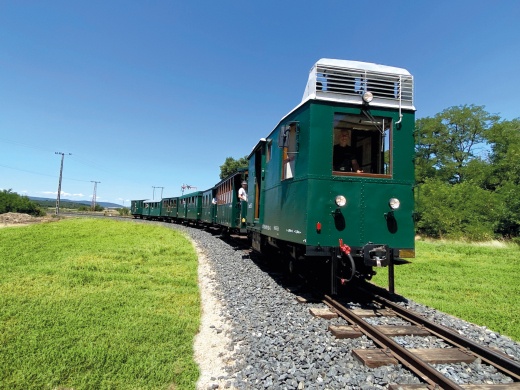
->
(301, 58, 415, 111)
(312, 58, 412, 76)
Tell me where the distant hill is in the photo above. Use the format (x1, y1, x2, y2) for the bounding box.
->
(29, 197, 124, 209)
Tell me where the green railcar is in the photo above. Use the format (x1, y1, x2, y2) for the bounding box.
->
(215, 170, 248, 234)
(246, 58, 416, 293)
(179, 191, 202, 223)
(201, 188, 217, 226)
(161, 197, 179, 222)
(143, 200, 162, 220)
(130, 199, 146, 219)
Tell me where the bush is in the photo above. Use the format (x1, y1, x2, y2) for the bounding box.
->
(416, 180, 501, 240)
(0, 189, 46, 216)
(118, 207, 130, 216)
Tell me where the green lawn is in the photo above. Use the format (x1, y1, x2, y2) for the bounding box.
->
(0, 218, 200, 390)
(372, 239, 520, 341)
(2, 219, 519, 389)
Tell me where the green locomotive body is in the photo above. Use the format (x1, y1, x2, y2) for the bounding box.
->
(247, 59, 415, 292)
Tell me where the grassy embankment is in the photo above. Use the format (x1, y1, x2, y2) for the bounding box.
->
(372, 239, 520, 341)
(2, 219, 519, 389)
(0, 218, 200, 390)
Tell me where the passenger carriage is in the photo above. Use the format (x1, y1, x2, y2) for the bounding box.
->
(246, 58, 416, 293)
(143, 200, 162, 220)
(179, 191, 203, 224)
(161, 196, 179, 222)
(215, 170, 248, 234)
(200, 188, 217, 226)
(131, 199, 146, 219)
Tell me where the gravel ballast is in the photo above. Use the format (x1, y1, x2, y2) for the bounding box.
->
(161, 223, 520, 389)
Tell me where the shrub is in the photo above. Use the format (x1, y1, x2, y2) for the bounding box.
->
(0, 189, 46, 216)
(416, 180, 501, 240)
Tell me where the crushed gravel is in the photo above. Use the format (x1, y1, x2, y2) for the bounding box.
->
(158, 222, 520, 389)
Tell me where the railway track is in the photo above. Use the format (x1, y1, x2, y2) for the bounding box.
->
(304, 286, 520, 389)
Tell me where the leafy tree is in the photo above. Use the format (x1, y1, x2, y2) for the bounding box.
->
(413, 107, 520, 241)
(486, 119, 520, 187)
(0, 189, 45, 216)
(219, 156, 248, 179)
(485, 119, 520, 237)
(415, 105, 499, 184)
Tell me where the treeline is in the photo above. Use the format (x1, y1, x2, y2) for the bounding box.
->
(415, 104, 520, 242)
(32, 198, 92, 210)
(0, 189, 46, 216)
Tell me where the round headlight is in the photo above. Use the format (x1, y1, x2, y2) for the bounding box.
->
(362, 91, 373, 103)
(335, 195, 347, 207)
(389, 198, 400, 210)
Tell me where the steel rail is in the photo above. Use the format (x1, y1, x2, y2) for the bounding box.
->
(323, 294, 465, 390)
(361, 288, 520, 381)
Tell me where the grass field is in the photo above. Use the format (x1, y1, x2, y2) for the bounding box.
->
(372, 239, 520, 341)
(0, 218, 200, 390)
(2, 219, 519, 389)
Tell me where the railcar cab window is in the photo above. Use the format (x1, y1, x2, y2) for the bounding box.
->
(279, 122, 299, 180)
(332, 113, 392, 176)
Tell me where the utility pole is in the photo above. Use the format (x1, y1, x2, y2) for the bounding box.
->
(91, 181, 101, 211)
(152, 186, 164, 200)
(55, 152, 71, 215)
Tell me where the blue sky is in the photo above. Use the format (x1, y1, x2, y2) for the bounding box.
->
(1, 1, 519, 206)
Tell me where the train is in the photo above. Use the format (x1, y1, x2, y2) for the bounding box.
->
(131, 58, 416, 294)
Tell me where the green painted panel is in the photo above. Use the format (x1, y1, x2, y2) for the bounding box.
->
(249, 98, 415, 253)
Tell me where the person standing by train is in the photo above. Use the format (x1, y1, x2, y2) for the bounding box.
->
(333, 129, 363, 173)
(238, 181, 248, 202)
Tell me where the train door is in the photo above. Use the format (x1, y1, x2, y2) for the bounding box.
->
(247, 140, 266, 226)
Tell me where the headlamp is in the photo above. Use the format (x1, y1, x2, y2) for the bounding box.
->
(362, 91, 373, 103)
(389, 198, 400, 210)
(335, 195, 347, 207)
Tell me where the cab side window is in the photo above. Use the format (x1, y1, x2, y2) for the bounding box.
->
(280, 123, 298, 180)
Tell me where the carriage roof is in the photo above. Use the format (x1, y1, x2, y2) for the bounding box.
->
(301, 58, 415, 111)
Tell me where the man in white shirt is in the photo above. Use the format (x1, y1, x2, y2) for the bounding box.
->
(238, 181, 248, 202)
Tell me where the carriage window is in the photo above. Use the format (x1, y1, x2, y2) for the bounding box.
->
(266, 139, 272, 163)
(281, 123, 298, 180)
(332, 113, 391, 176)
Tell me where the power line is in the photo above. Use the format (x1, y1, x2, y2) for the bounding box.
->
(0, 163, 92, 183)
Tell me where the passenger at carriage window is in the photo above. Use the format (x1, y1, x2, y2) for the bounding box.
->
(333, 129, 363, 173)
(238, 181, 248, 202)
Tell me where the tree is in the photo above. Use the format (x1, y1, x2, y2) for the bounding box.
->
(485, 119, 520, 237)
(0, 189, 45, 216)
(219, 156, 248, 179)
(415, 105, 499, 184)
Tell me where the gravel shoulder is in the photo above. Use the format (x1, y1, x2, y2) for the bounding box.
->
(181, 224, 520, 390)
